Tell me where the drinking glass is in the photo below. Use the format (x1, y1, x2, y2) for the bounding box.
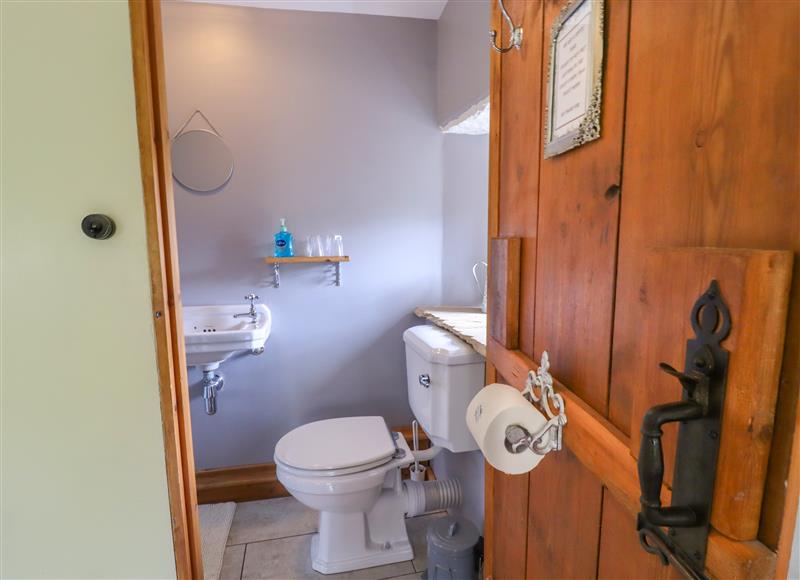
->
(304, 235, 314, 257)
(332, 235, 344, 256)
(313, 235, 325, 257)
(323, 235, 334, 256)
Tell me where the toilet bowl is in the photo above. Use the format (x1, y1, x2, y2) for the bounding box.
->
(275, 416, 414, 574)
(275, 326, 485, 575)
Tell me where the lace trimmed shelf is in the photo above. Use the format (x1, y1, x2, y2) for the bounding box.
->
(414, 306, 487, 357)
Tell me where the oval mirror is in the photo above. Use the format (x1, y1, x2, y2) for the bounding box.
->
(171, 129, 234, 192)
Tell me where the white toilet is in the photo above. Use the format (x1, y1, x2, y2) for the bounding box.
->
(274, 325, 485, 574)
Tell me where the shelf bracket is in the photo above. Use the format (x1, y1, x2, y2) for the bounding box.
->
(265, 256, 348, 288)
(273, 263, 281, 288)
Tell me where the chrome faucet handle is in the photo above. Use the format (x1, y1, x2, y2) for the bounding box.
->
(241, 293, 259, 318)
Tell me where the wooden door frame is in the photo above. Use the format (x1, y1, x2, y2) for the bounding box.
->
(129, 1, 203, 577)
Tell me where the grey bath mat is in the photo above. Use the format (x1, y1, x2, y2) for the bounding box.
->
(199, 502, 237, 580)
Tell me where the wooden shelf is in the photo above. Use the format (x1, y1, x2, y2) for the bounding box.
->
(263, 256, 350, 264)
(263, 255, 350, 287)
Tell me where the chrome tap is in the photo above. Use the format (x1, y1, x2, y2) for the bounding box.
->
(233, 293, 259, 322)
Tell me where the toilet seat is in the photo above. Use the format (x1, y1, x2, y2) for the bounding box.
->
(275, 434, 412, 499)
(274, 416, 398, 476)
(275, 455, 393, 478)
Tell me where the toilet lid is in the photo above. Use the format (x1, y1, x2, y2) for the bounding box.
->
(274, 416, 397, 471)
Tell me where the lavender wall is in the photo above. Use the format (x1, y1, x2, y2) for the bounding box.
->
(437, 0, 490, 126)
(162, 2, 442, 469)
(435, 133, 488, 532)
(441, 134, 489, 306)
(432, 0, 490, 533)
(439, 0, 489, 308)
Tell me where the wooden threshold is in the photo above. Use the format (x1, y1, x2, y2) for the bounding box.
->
(488, 339, 777, 580)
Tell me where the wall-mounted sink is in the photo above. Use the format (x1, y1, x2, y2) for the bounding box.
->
(183, 304, 272, 371)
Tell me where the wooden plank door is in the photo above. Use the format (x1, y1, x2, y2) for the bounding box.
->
(484, 0, 800, 578)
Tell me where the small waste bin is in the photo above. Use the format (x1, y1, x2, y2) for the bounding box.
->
(423, 515, 480, 580)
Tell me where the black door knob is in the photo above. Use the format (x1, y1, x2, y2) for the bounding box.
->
(81, 214, 116, 240)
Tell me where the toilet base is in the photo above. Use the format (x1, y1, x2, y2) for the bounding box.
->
(310, 532, 413, 575)
(310, 480, 413, 575)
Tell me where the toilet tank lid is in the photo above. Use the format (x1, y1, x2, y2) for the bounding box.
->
(274, 416, 396, 471)
(403, 325, 484, 366)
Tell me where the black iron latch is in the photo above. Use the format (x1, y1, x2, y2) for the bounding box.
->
(636, 280, 731, 579)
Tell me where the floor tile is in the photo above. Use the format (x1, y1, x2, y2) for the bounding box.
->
(405, 512, 447, 573)
(219, 544, 246, 580)
(241, 534, 415, 580)
(384, 575, 422, 580)
(228, 497, 318, 545)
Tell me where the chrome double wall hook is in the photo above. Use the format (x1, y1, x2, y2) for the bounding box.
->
(490, 0, 523, 53)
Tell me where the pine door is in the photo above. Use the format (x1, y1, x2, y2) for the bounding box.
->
(484, 1, 800, 578)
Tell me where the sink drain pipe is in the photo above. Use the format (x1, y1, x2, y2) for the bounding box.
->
(404, 478, 462, 517)
(202, 370, 224, 415)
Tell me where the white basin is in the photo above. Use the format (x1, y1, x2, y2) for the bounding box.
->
(183, 304, 271, 371)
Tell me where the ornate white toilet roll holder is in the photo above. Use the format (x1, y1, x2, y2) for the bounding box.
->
(504, 351, 568, 456)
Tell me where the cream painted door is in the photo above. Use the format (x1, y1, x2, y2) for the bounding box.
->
(1, 2, 177, 577)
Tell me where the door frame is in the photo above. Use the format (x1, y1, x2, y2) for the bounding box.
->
(128, 1, 203, 577)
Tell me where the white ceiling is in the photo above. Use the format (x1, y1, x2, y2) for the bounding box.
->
(183, 0, 449, 20)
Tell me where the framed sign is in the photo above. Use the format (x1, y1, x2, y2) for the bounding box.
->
(544, 0, 605, 159)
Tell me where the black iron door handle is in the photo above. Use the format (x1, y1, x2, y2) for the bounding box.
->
(638, 400, 704, 527)
(635, 280, 732, 578)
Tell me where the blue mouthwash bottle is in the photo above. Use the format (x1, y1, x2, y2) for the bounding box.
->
(274, 218, 294, 257)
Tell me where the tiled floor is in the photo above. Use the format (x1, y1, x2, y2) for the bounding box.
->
(217, 496, 446, 580)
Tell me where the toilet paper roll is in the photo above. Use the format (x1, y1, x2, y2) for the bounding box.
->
(466, 383, 549, 475)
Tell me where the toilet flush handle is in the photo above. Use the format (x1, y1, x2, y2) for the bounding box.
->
(419, 374, 431, 388)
